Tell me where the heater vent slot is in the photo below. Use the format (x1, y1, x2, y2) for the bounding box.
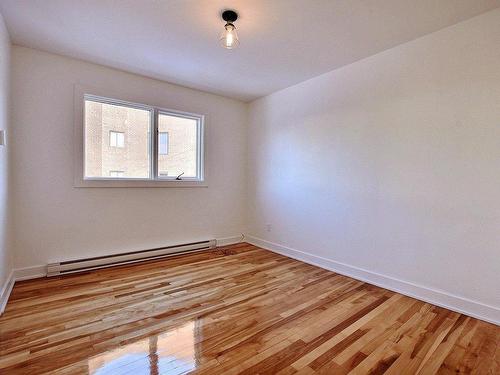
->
(47, 240, 216, 277)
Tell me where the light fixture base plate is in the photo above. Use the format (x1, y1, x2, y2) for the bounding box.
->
(222, 10, 238, 23)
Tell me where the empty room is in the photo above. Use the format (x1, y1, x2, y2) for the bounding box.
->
(0, 1, 499, 374)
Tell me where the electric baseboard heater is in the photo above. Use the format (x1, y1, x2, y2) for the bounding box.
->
(47, 239, 217, 277)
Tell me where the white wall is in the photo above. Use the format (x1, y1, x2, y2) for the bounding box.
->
(11, 46, 247, 268)
(0, 13, 13, 293)
(7, 8, 500, 322)
(247, 8, 500, 315)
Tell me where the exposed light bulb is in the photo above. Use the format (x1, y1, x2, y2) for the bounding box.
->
(220, 22, 239, 49)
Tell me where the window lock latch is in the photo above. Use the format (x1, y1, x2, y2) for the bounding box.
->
(176, 172, 185, 180)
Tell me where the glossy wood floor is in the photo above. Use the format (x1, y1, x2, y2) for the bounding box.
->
(0, 243, 498, 374)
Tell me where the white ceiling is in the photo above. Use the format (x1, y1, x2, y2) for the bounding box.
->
(1, 0, 499, 101)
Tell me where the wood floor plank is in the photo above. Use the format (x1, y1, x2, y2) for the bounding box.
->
(0, 243, 498, 374)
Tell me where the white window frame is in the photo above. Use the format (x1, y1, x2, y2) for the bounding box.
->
(74, 85, 207, 188)
(109, 131, 125, 148)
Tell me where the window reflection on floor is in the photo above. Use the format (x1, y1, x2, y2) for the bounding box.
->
(88, 321, 197, 375)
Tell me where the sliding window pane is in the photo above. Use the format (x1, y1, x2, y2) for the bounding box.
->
(157, 113, 198, 179)
(84, 99, 151, 179)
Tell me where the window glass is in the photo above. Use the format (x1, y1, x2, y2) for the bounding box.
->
(109, 131, 125, 148)
(83, 96, 203, 183)
(84, 100, 151, 179)
(157, 113, 198, 178)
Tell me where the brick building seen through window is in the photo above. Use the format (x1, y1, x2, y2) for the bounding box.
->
(84, 98, 201, 180)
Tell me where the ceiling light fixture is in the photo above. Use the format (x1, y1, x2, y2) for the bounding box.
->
(220, 10, 239, 49)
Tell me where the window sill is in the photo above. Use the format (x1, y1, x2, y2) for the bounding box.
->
(74, 179, 208, 188)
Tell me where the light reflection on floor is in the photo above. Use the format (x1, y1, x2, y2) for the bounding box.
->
(88, 321, 197, 375)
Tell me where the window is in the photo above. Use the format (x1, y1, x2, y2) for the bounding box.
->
(109, 170, 125, 177)
(157, 113, 199, 179)
(82, 94, 204, 185)
(158, 132, 169, 155)
(109, 131, 125, 148)
(85, 98, 150, 179)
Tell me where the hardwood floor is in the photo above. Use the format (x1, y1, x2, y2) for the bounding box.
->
(0, 243, 498, 374)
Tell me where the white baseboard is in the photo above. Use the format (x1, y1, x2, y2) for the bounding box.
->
(0, 270, 15, 315)
(246, 235, 500, 326)
(14, 265, 47, 281)
(216, 235, 244, 247)
(0, 264, 47, 315)
(7, 236, 497, 325)
(7, 235, 242, 284)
